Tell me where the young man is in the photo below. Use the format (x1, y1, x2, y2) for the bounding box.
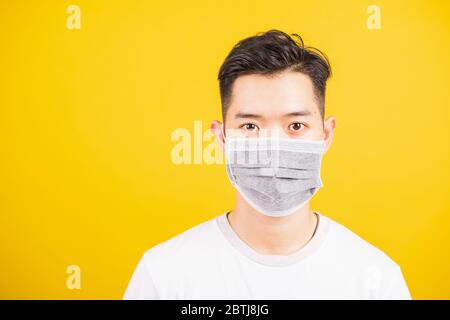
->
(123, 30, 412, 299)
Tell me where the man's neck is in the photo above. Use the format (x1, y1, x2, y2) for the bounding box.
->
(227, 193, 318, 256)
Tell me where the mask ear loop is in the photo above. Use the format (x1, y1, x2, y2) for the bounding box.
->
(221, 123, 238, 185)
(221, 123, 231, 165)
(321, 120, 327, 145)
(220, 123, 227, 143)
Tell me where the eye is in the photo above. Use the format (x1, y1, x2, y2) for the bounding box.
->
(240, 123, 259, 132)
(288, 122, 304, 131)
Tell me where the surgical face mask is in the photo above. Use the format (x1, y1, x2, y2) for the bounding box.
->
(222, 127, 325, 217)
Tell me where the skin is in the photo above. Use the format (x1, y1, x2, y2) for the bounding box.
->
(210, 70, 336, 255)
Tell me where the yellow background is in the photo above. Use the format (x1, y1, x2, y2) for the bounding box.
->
(1, 0, 449, 299)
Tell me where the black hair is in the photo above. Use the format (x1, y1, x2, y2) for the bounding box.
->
(218, 29, 331, 120)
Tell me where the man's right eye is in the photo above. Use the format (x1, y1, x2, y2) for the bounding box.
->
(241, 123, 259, 131)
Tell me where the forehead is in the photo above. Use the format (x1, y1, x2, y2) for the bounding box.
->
(227, 70, 320, 118)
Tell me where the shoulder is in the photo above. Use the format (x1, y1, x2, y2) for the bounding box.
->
(321, 214, 402, 272)
(320, 214, 411, 299)
(126, 215, 224, 299)
(139, 215, 221, 269)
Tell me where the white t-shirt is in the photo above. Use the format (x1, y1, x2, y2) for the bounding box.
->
(123, 211, 412, 300)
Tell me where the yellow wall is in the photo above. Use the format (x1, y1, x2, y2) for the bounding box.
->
(0, 0, 449, 299)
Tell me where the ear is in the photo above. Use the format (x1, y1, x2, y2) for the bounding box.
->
(210, 120, 225, 153)
(323, 116, 336, 154)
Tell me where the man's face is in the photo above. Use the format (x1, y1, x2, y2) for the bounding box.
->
(212, 70, 335, 153)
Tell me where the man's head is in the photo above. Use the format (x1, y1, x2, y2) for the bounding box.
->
(211, 29, 336, 152)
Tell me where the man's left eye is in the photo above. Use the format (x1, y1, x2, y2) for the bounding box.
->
(289, 122, 304, 131)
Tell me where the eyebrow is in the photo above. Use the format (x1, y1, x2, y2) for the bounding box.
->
(282, 111, 313, 117)
(234, 112, 263, 119)
(234, 110, 312, 119)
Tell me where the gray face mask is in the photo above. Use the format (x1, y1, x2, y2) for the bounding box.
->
(223, 132, 325, 217)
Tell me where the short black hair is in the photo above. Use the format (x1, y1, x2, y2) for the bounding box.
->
(218, 29, 331, 120)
